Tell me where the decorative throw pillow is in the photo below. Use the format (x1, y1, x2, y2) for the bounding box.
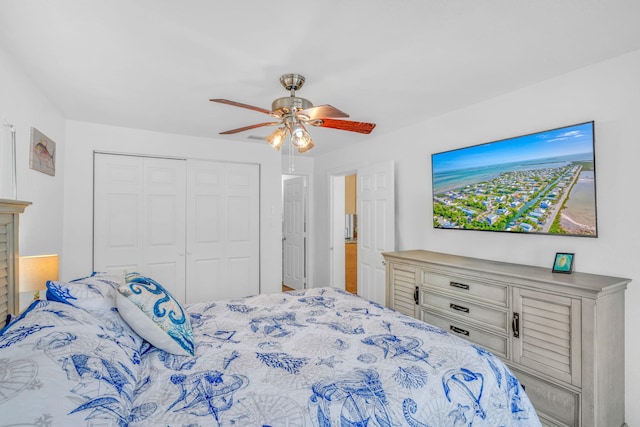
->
(46, 272, 123, 311)
(116, 273, 195, 356)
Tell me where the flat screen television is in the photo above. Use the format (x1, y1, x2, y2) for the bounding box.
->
(431, 121, 597, 237)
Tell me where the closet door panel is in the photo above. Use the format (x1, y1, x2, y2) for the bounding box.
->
(195, 196, 219, 242)
(224, 165, 259, 299)
(144, 159, 187, 302)
(108, 194, 139, 248)
(228, 196, 250, 241)
(142, 158, 186, 301)
(94, 154, 187, 302)
(185, 160, 259, 303)
(228, 256, 251, 297)
(186, 161, 223, 303)
(191, 258, 221, 302)
(94, 154, 145, 275)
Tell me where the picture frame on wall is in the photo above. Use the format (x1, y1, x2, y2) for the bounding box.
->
(29, 127, 56, 176)
(552, 252, 574, 273)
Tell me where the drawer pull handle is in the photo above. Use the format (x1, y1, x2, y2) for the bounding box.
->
(450, 281, 469, 290)
(512, 312, 520, 338)
(450, 325, 470, 336)
(450, 303, 469, 313)
(414, 286, 419, 304)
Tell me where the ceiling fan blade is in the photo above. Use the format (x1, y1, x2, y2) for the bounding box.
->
(210, 99, 272, 115)
(300, 104, 349, 120)
(310, 118, 376, 134)
(219, 122, 280, 135)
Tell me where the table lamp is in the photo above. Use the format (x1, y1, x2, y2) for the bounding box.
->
(19, 254, 59, 300)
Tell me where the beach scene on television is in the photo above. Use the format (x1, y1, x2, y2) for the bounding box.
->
(432, 121, 597, 237)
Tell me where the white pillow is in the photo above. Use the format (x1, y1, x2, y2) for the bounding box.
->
(116, 273, 194, 356)
(46, 272, 122, 311)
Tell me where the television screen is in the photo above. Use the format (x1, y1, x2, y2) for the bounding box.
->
(432, 121, 597, 237)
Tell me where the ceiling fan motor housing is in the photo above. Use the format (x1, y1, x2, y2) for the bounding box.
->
(280, 73, 305, 91)
(271, 96, 313, 115)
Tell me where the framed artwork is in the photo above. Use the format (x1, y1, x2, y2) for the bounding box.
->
(29, 127, 56, 176)
(552, 252, 574, 273)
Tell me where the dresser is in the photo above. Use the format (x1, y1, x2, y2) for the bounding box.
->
(383, 250, 629, 427)
(0, 199, 30, 321)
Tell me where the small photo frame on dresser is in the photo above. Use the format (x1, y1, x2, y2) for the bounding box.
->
(552, 252, 574, 274)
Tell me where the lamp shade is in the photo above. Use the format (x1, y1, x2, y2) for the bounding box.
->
(266, 127, 286, 151)
(19, 254, 59, 292)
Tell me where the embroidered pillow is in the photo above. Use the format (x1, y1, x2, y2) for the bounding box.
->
(116, 273, 194, 356)
(46, 272, 123, 311)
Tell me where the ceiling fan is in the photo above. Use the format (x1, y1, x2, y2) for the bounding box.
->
(210, 73, 376, 153)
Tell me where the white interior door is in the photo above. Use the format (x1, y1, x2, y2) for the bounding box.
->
(94, 153, 187, 301)
(283, 176, 306, 290)
(186, 160, 260, 302)
(357, 160, 395, 305)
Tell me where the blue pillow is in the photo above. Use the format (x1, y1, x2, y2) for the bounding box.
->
(116, 273, 194, 356)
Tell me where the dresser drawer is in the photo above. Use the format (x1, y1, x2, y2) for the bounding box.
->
(510, 367, 578, 427)
(422, 270, 508, 307)
(420, 309, 508, 358)
(421, 289, 508, 333)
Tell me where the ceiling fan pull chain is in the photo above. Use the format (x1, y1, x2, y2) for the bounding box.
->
(288, 140, 295, 173)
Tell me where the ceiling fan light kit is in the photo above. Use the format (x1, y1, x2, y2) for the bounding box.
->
(210, 73, 376, 154)
(290, 123, 311, 147)
(265, 127, 287, 150)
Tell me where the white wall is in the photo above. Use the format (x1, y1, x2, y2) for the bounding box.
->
(63, 121, 283, 294)
(312, 48, 640, 424)
(0, 46, 65, 262)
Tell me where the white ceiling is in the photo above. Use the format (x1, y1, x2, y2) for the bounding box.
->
(1, 0, 640, 156)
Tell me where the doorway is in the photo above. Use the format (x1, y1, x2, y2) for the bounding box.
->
(329, 171, 356, 293)
(330, 161, 395, 305)
(344, 174, 357, 294)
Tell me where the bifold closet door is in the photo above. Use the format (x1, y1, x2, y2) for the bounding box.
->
(94, 154, 187, 301)
(94, 154, 260, 304)
(185, 160, 259, 303)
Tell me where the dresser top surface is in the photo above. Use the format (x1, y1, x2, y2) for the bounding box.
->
(383, 250, 630, 294)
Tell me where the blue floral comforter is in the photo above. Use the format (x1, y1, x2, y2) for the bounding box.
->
(0, 287, 541, 426)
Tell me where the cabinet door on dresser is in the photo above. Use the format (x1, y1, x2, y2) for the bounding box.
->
(512, 288, 581, 385)
(511, 288, 581, 427)
(386, 261, 418, 318)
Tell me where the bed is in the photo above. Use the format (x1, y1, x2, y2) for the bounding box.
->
(0, 272, 541, 426)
